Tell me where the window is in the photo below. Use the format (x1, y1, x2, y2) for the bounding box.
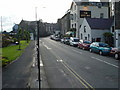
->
(88, 34, 90, 40)
(72, 24, 73, 28)
(70, 14, 73, 20)
(74, 13, 76, 21)
(75, 23, 76, 28)
(84, 26, 86, 33)
(112, 26, 114, 32)
(81, 33, 83, 39)
(100, 13, 104, 18)
(74, 5, 76, 10)
(96, 38, 101, 42)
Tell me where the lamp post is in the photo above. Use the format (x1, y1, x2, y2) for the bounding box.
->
(1, 16, 3, 32)
(37, 20, 40, 90)
(35, 7, 40, 90)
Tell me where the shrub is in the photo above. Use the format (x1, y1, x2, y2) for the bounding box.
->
(2, 34, 13, 47)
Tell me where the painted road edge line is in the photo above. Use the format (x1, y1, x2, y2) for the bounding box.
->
(91, 56, 119, 68)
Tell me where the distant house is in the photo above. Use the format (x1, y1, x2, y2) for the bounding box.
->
(59, 11, 71, 36)
(79, 18, 113, 42)
(12, 24, 19, 33)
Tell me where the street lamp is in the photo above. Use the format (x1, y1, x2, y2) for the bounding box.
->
(35, 7, 40, 90)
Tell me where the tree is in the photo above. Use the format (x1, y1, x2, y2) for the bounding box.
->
(69, 28, 76, 37)
(103, 32, 113, 46)
(23, 30, 30, 43)
(16, 28, 23, 50)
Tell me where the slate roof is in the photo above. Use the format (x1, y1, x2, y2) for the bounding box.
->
(86, 18, 113, 29)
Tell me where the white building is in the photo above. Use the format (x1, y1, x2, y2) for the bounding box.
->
(79, 18, 113, 42)
(70, 1, 110, 38)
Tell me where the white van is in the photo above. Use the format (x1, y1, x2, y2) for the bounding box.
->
(69, 37, 79, 46)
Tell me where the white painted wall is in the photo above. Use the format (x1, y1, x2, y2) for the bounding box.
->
(91, 29, 110, 42)
(79, 18, 91, 41)
(79, 18, 110, 42)
(70, 2, 109, 38)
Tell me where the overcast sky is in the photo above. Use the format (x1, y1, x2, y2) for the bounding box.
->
(0, 0, 101, 32)
(0, 0, 73, 32)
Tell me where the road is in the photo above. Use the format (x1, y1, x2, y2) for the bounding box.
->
(40, 37, 119, 89)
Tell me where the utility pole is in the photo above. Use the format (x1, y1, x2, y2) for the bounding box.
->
(35, 7, 38, 21)
(35, 7, 40, 90)
(1, 16, 3, 32)
(37, 20, 40, 90)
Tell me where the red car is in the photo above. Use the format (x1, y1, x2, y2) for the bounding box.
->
(78, 40, 92, 50)
(110, 47, 120, 60)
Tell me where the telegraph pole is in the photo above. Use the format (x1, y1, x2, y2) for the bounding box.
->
(35, 7, 40, 90)
(1, 16, 3, 32)
(37, 20, 40, 90)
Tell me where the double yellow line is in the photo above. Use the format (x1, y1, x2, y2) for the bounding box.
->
(61, 61, 95, 90)
(51, 49, 95, 90)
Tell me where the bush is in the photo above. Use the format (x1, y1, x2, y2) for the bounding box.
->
(2, 34, 14, 47)
(2, 57, 10, 67)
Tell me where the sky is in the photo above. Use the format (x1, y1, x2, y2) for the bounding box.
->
(0, 0, 73, 32)
(0, 0, 101, 32)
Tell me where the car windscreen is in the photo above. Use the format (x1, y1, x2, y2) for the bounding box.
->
(74, 39, 79, 42)
(99, 43, 109, 47)
(84, 41, 91, 44)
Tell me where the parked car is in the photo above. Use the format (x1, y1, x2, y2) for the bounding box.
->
(69, 37, 79, 47)
(78, 40, 92, 50)
(50, 35, 55, 40)
(110, 47, 120, 60)
(61, 38, 65, 43)
(64, 37, 70, 45)
(15, 41, 19, 45)
(89, 42, 111, 55)
(54, 36, 61, 41)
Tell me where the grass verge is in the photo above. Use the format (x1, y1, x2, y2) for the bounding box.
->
(0, 40, 30, 67)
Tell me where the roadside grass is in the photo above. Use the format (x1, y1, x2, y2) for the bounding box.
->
(0, 40, 30, 67)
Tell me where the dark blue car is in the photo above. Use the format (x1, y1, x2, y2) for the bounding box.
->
(89, 42, 111, 55)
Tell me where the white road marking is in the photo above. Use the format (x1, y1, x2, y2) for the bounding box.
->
(91, 56, 119, 68)
(71, 49, 82, 54)
(32, 57, 36, 67)
(57, 60, 63, 62)
(44, 45, 51, 50)
(40, 55, 43, 67)
(85, 66, 91, 70)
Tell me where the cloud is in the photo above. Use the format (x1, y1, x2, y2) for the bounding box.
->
(1, 16, 21, 32)
(0, 0, 73, 31)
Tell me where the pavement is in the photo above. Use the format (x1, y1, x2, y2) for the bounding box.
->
(2, 40, 49, 89)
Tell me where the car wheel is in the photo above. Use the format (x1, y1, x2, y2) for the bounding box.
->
(90, 48, 92, 52)
(115, 53, 119, 60)
(99, 51, 103, 55)
(82, 47, 85, 50)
